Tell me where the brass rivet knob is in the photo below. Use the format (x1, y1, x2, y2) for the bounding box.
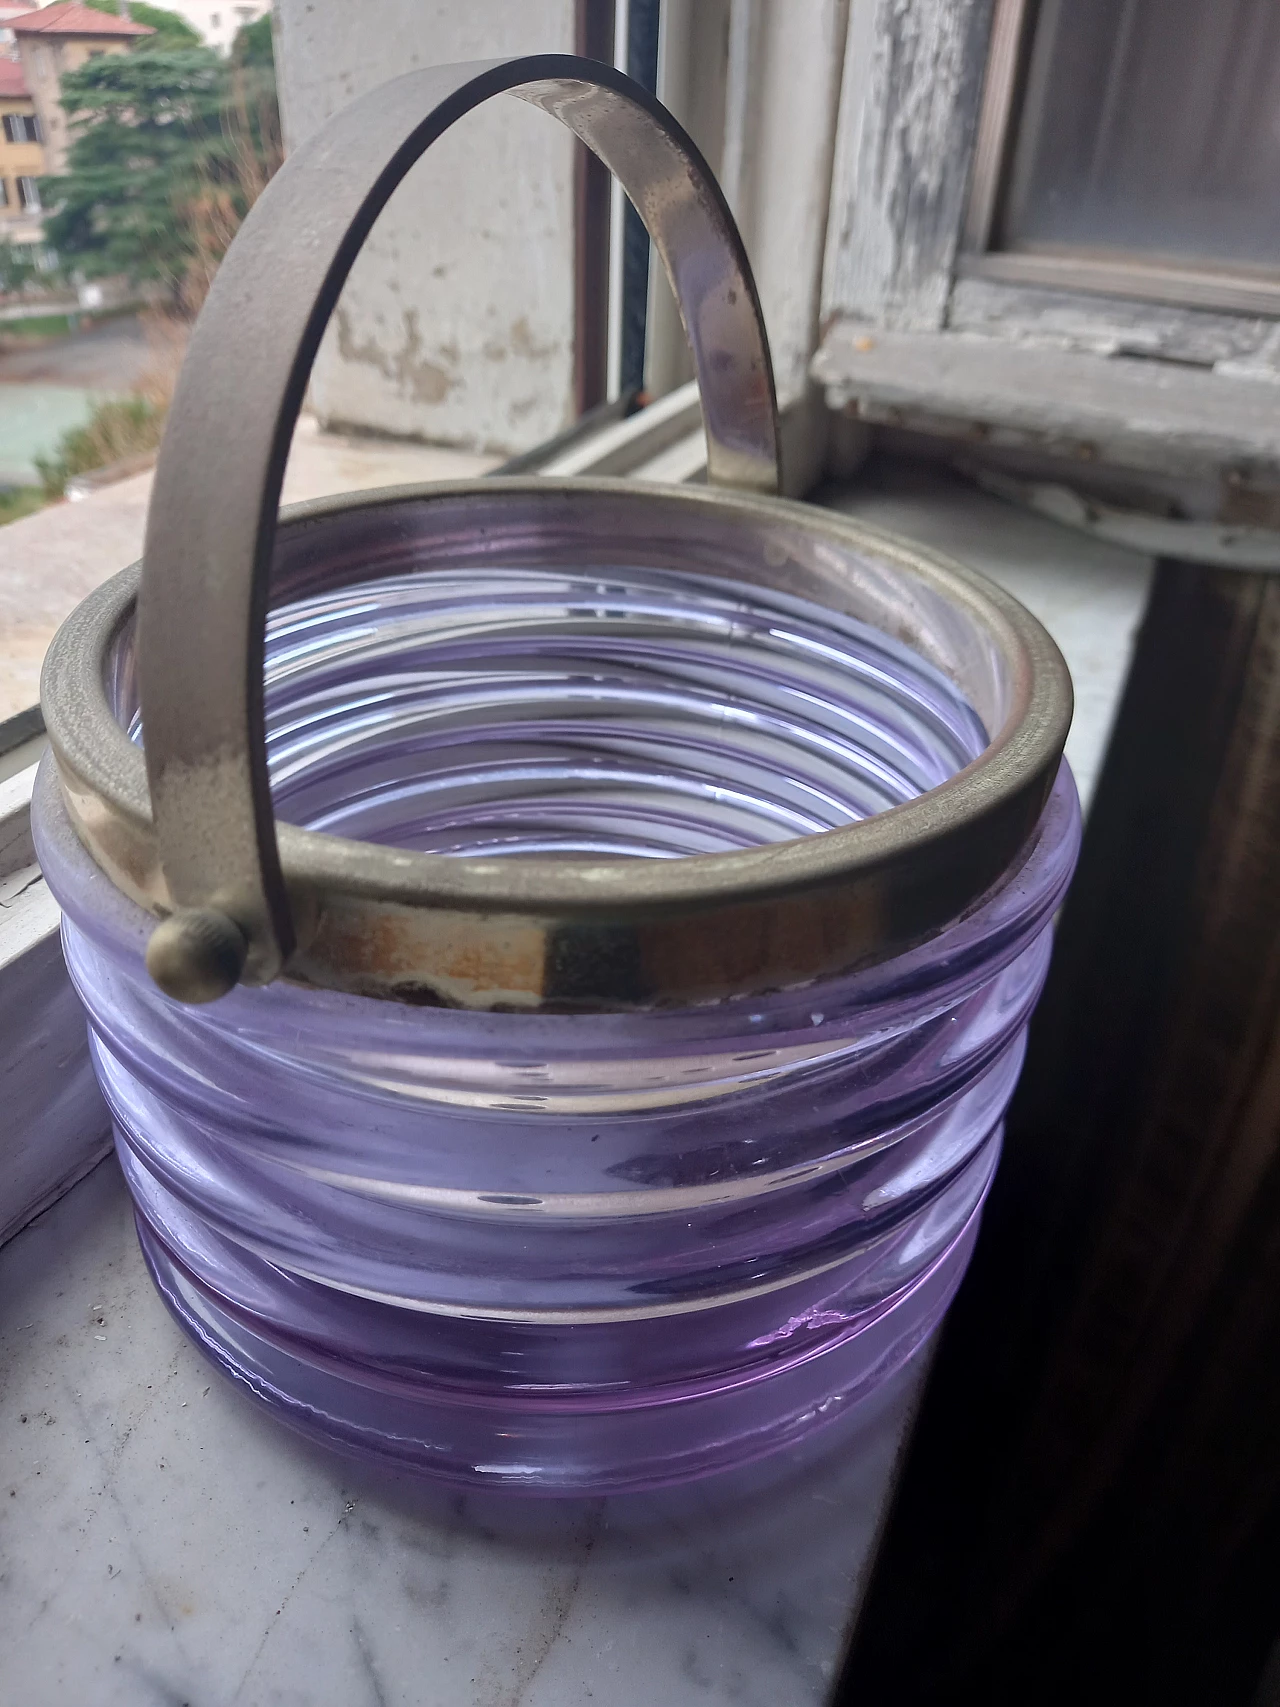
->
(146, 907, 248, 1004)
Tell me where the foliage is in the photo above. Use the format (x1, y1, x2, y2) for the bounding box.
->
(0, 487, 46, 527)
(231, 14, 274, 67)
(83, 0, 204, 50)
(34, 394, 165, 498)
(0, 240, 50, 297)
(41, 49, 222, 293)
(0, 312, 94, 338)
(40, 41, 283, 313)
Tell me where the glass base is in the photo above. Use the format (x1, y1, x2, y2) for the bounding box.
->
(136, 1201, 978, 1496)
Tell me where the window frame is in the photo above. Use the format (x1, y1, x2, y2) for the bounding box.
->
(820, 0, 1280, 373)
(958, 0, 1280, 319)
(16, 176, 41, 213)
(4, 113, 42, 146)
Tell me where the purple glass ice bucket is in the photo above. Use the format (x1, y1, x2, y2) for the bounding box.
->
(34, 55, 1078, 1493)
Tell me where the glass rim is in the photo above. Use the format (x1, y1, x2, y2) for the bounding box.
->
(40, 478, 1073, 1012)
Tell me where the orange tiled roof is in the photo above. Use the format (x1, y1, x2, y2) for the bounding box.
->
(8, 3, 154, 37)
(0, 59, 30, 97)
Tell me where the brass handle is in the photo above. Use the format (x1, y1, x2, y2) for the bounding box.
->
(136, 55, 779, 1000)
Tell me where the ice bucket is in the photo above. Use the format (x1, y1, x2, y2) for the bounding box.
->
(35, 55, 1078, 1492)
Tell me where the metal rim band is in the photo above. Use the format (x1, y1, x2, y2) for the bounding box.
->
(41, 476, 1073, 1012)
(133, 54, 781, 992)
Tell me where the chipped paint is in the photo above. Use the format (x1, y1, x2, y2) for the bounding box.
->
(277, 0, 578, 455)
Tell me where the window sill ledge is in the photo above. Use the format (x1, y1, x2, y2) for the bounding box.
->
(812, 321, 1280, 484)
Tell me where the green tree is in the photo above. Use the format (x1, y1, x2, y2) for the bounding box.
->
(41, 49, 222, 295)
(40, 43, 283, 310)
(0, 238, 54, 297)
(231, 13, 274, 67)
(83, 0, 204, 50)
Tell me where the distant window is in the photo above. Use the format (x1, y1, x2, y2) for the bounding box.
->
(0, 179, 8, 208)
(963, 0, 1280, 312)
(3, 114, 41, 145)
(16, 176, 40, 212)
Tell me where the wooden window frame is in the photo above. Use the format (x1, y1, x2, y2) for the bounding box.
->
(1, 113, 38, 146)
(959, 0, 1280, 322)
(821, 0, 1280, 371)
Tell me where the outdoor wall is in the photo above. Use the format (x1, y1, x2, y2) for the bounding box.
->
(17, 37, 131, 175)
(274, 0, 577, 455)
(0, 94, 45, 238)
(161, 1, 270, 55)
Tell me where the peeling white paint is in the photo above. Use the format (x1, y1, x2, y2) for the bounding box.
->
(275, 0, 577, 454)
(821, 0, 992, 332)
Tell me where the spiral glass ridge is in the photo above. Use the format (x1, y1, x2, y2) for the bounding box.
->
(38, 563, 1079, 1492)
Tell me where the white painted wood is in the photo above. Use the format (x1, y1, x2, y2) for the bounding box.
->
(958, 250, 1280, 321)
(632, 429, 710, 487)
(822, 0, 994, 331)
(538, 381, 702, 478)
(1216, 325, 1280, 384)
(539, 380, 826, 499)
(605, 0, 630, 402)
(274, 0, 578, 456)
(948, 276, 1280, 368)
(646, 0, 848, 432)
(644, 0, 731, 401)
(0, 762, 111, 1249)
(0, 761, 37, 879)
(725, 0, 851, 409)
(971, 466, 1280, 571)
(960, 0, 1028, 251)
(814, 322, 1280, 482)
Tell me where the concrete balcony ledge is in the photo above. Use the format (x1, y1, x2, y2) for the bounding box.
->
(0, 413, 495, 721)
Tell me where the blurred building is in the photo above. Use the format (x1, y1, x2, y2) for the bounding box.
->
(0, 2, 35, 49)
(0, 56, 42, 242)
(9, 2, 152, 173)
(159, 0, 268, 55)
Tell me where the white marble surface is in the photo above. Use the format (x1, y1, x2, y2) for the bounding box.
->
(1, 1157, 923, 1707)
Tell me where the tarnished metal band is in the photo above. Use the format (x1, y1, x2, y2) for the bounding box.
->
(42, 478, 1072, 1012)
(136, 55, 780, 992)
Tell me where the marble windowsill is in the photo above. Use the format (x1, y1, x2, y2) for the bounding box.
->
(1, 1158, 923, 1707)
(0, 450, 1154, 1705)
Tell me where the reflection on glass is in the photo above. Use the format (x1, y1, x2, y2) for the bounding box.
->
(1001, 0, 1280, 274)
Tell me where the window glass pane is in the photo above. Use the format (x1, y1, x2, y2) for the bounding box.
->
(1001, 0, 1280, 273)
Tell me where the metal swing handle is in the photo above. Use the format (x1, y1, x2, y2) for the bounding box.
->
(137, 54, 779, 1001)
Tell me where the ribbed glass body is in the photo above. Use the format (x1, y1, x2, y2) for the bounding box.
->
(36, 563, 1079, 1492)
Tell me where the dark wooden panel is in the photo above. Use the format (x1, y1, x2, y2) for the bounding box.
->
(835, 560, 1280, 1706)
(573, 0, 615, 415)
